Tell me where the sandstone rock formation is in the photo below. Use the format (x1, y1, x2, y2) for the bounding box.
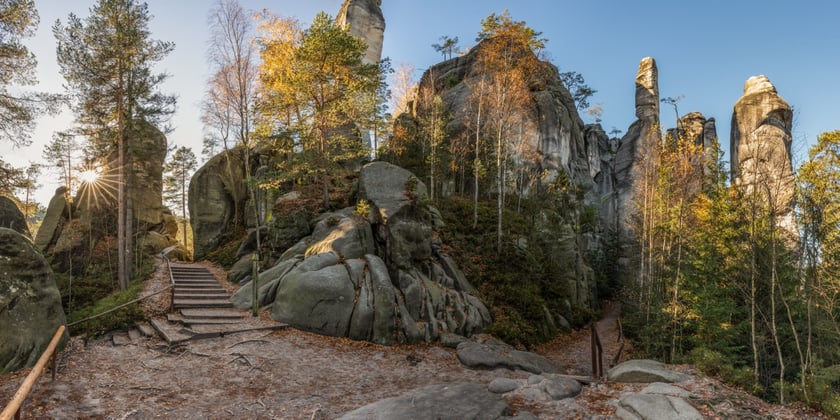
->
(614, 57, 661, 236)
(338, 382, 511, 420)
(231, 162, 491, 345)
(335, 0, 384, 65)
(129, 119, 168, 226)
(0, 228, 67, 373)
(0, 195, 30, 238)
(730, 75, 796, 234)
(666, 112, 719, 166)
(607, 359, 690, 383)
(189, 148, 249, 260)
(34, 187, 67, 251)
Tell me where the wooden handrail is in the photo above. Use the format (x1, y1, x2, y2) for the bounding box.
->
(1, 325, 65, 420)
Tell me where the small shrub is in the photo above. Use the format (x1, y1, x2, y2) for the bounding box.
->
(355, 199, 371, 219)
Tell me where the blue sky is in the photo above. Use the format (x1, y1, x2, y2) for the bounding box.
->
(3, 0, 838, 205)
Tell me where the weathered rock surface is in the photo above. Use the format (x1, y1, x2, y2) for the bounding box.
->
(335, 0, 384, 66)
(615, 393, 702, 420)
(189, 148, 248, 260)
(456, 341, 559, 374)
(0, 196, 29, 238)
(640, 382, 695, 398)
(34, 187, 67, 251)
(541, 376, 582, 400)
(607, 359, 690, 383)
(0, 228, 67, 373)
(129, 119, 168, 226)
(730, 75, 796, 235)
(338, 382, 510, 420)
(615, 57, 661, 238)
(488, 377, 521, 394)
(232, 162, 491, 345)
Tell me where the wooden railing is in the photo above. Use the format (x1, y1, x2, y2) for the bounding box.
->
(590, 322, 604, 380)
(0, 325, 65, 420)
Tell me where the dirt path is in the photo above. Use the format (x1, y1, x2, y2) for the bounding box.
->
(536, 301, 626, 377)
(0, 266, 823, 418)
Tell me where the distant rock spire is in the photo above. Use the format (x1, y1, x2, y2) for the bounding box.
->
(731, 75, 796, 237)
(335, 0, 385, 65)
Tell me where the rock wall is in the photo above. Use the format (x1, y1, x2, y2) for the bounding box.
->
(614, 57, 661, 238)
(730, 75, 796, 235)
(0, 195, 30, 239)
(0, 228, 67, 373)
(34, 187, 67, 251)
(335, 0, 384, 65)
(129, 119, 168, 226)
(231, 162, 491, 344)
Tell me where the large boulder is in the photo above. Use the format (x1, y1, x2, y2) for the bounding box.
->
(615, 394, 702, 420)
(456, 341, 560, 374)
(338, 382, 510, 420)
(730, 75, 796, 236)
(607, 359, 690, 383)
(0, 195, 30, 238)
(189, 148, 248, 260)
(0, 228, 67, 373)
(335, 0, 384, 66)
(34, 186, 67, 251)
(233, 163, 491, 345)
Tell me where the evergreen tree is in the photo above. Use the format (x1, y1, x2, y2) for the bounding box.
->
(0, 0, 61, 146)
(258, 11, 383, 206)
(54, 0, 175, 290)
(163, 146, 197, 249)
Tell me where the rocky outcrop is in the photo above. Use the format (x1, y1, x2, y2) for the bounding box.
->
(730, 75, 796, 235)
(666, 112, 719, 166)
(129, 119, 168, 226)
(338, 382, 510, 420)
(0, 196, 29, 238)
(456, 340, 560, 374)
(615, 57, 661, 237)
(189, 148, 249, 260)
(335, 0, 384, 65)
(607, 359, 690, 383)
(615, 393, 702, 420)
(232, 162, 491, 345)
(0, 228, 67, 373)
(586, 124, 619, 230)
(34, 187, 67, 251)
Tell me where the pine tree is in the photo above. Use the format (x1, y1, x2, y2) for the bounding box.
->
(54, 0, 175, 290)
(163, 146, 197, 249)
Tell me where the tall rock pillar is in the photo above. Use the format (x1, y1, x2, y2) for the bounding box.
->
(614, 57, 661, 236)
(730, 75, 796, 236)
(336, 0, 385, 65)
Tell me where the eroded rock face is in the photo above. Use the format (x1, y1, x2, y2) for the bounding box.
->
(232, 162, 491, 345)
(0, 228, 67, 373)
(189, 148, 248, 260)
(338, 382, 510, 420)
(730, 75, 796, 234)
(615, 57, 661, 237)
(0, 196, 29, 239)
(34, 187, 68, 251)
(129, 119, 168, 226)
(335, 0, 384, 65)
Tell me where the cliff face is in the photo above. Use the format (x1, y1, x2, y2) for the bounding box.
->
(730, 75, 796, 234)
(614, 57, 661, 237)
(335, 0, 385, 65)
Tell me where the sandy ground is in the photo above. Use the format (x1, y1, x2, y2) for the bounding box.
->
(0, 262, 826, 419)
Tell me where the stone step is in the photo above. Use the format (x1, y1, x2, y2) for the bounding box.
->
(173, 281, 220, 286)
(150, 318, 193, 345)
(173, 299, 233, 309)
(180, 308, 244, 319)
(174, 287, 227, 294)
(182, 318, 242, 326)
(174, 293, 230, 300)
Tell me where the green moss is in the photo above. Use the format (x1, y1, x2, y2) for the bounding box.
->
(66, 280, 145, 338)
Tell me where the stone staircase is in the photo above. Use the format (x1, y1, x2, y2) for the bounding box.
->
(150, 262, 285, 345)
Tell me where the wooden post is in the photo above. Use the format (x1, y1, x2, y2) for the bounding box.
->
(0, 325, 65, 420)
